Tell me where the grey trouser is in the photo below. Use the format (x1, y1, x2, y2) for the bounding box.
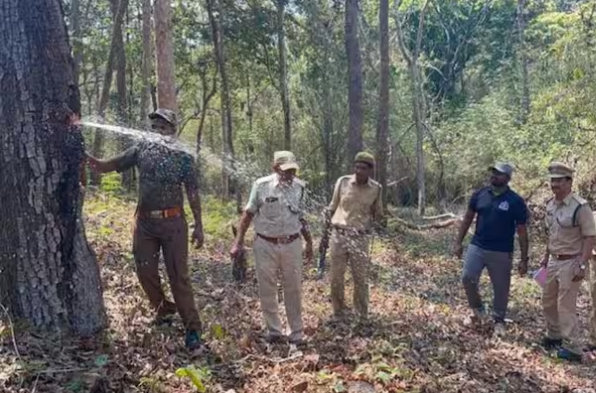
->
(462, 244, 513, 322)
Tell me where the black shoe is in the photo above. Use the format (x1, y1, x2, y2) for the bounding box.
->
(153, 313, 175, 326)
(541, 337, 563, 350)
(265, 334, 287, 344)
(557, 347, 582, 363)
(185, 330, 204, 350)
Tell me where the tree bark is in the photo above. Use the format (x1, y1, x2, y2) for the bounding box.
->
(517, 0, 530, 124)
(207, 0, 237, 207)
(154, 0, 178, 112)
(376, 0, 389, 211)
(277, 0, 292, 150)
(90, 0, 129, 186)
(345, 0, 364, 164)
(0, 0, 105, 335)
(140, 0, 154, 127)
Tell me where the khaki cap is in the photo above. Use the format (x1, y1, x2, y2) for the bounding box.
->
(148, 108, 177, 126)
(355, 151, 375, 166)
(547, 161, 574, 179)
(273, 151, 299, 171)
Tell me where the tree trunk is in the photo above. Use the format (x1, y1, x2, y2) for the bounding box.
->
(376, 0, 389, 211)
(345, 0, 364, 164)
(277, 0, 292, 150)
(90, 0, 129, 186)
(0, 0, 105, 335)
(140, 0, 154, 127)
(207, 0, 237, 207)
(517, 0, 530, 124)
(154, 0, 178, 112)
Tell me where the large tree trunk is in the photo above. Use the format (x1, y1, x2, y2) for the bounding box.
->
(90, 0, 129, 186)
(0, 0, 105, 335)
(345, 0, 364, 164)
(277, 0, 292, 150)
(140, 0, 154, 127)
(207, 0, 238, 208)
(154, 0, 178, 112)
(376, 0, 389, 211)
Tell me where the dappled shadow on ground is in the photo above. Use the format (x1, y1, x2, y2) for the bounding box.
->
(2, 197, 596, 392)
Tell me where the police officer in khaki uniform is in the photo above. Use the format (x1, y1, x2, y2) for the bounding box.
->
(541, 162, 596, 361)
(230, 151, 313, 345)
(326, 152, 383, 321)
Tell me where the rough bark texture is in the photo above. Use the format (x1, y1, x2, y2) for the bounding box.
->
(154, 0, 178, 112)
(140, 0, 154, 127)
(277, 0, 292, 150)
(376, 0, 389, 211)
(0, 0, 105, 335)
(345, 0, 364, 164)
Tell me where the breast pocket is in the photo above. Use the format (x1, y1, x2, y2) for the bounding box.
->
(261, 196, 281, 220)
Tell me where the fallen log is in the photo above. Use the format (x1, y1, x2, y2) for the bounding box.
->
(422, 212, 457, 220)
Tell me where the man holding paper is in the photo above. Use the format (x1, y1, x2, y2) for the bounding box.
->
(541, 162, 596, 362)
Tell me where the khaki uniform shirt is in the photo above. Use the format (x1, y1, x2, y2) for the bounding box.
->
(545, 193, 596, 255)
(329, 175, 383, 232)
(245, 174, 305, 237)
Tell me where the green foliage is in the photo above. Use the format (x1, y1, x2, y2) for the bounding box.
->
(175, 365, 211, 392)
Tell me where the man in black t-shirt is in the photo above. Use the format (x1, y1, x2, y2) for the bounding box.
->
(453, 163, 529, 336)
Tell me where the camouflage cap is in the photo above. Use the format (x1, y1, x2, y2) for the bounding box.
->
(489, 162, 514, 177)
(547, 161, 574, 179)
(355, 151, 375, 167)
(273, 150, 299, 171)
(148, 108, 177, 126)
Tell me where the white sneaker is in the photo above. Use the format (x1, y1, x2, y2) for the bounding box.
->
(493, 322, 506, 338)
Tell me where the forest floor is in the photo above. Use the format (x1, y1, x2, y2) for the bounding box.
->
(1, 189, 596, 393)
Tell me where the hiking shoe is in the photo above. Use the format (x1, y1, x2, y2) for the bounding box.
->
(541, 337, 563, 350)
(493, 322, 506, 338)
(557, 347, 582, 363)
(265, 334, 287, 344)
(185, 330, 203, 350)
(289, 336, 308, 348)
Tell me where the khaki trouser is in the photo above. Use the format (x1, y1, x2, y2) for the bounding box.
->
(133, 215, 202, 332)
(253, 236, 303, 340)
(590, 258, 596, 347)
(542, 257, 583, 353)
(330, 230, 370, 318)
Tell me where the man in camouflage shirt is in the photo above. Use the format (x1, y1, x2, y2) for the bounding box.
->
(86, 108, 205, 350)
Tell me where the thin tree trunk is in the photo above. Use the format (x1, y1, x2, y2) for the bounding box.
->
(71, 0, 83, 80)
(154, 0, 178, 112)
(140, 0, 154, 127)
(345, 0, 364, 164)
(277, 0, 291, 150)
(207, 0, 237, 207)
(517, 0, 530, 124)
(90, 0, 129, 186)
(0, 0, 105, 335)
(376, 0, 389, 211)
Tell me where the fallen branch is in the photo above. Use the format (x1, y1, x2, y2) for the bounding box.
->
(388, 211, 461, 230)
(422, 212, 456, 220)
(387, 176, 408, 187)
(0, 301, 21, 361)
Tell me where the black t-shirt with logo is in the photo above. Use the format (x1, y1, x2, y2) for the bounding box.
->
(469, 186, 528, 253)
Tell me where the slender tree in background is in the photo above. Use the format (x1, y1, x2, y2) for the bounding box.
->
(140, 0, 154, 126)
(345, 0, 364, 163)
(277, 0, 292, 150)
(376, 0, 390, 210)
(90, 0, 129, 185)
(0, 0, 105, 335)
(154, 0, 178, 112)
(517, 0, 530, 124)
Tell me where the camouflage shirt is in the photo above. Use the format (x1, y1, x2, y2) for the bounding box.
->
(113, 141, 198, 211)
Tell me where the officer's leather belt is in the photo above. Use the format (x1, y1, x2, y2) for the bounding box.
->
(257, 233, 300, 244)
(551, 254, 580, 261)
(333, 226, 370, 235)
(137, 206, 183, 219)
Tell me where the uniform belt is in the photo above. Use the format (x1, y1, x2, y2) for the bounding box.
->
(333, 226, 370, 235)
(137, 206, 183, 219)
(257, 233, 300, 245)
(551, 254, 580, 261)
